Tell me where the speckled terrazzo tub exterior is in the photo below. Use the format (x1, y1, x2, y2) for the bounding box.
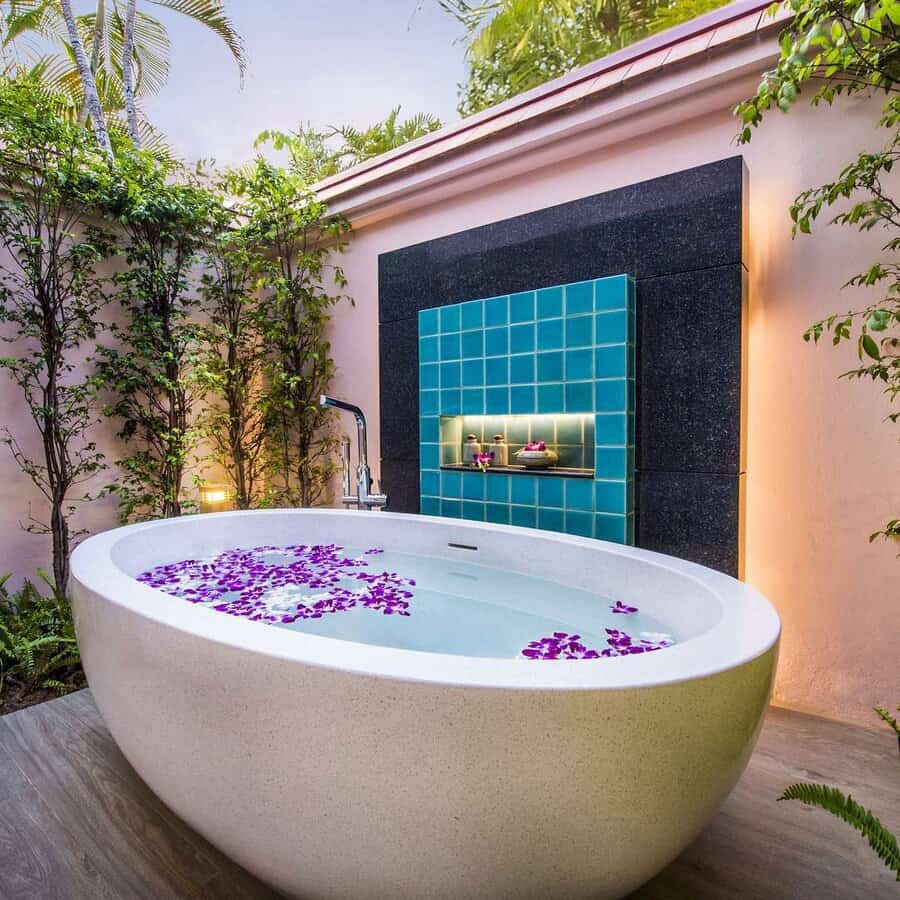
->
(69, 509, 779, 900)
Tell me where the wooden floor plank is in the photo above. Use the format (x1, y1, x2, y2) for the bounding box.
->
(0, 692, 896, 900)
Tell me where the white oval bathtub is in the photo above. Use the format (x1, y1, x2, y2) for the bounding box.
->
(70, 509, 780, 900)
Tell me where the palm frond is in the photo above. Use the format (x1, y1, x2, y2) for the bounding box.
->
(146, 0, 245, 79)
(779, 783, 900, 880)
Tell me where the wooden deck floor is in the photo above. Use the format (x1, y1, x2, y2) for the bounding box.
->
(0, 690, 896, 899)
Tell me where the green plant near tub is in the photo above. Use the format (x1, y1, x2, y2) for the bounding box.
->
(0, 572, 83, 711)
(778, 705, 900, 879)
(231, 132, 352, 509)
(95, 151, 221, 522)
(0, 76, 117, 598)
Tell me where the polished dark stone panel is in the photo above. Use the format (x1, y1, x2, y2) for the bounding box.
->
(378, 157, 747, 573)
(637, 265, 744, 474)
(630, 157, 746, 279)
(379, 317, 419, 442)
(380, 458, 418, 515)
(637, 471, 743, 576)
(379, 157, 745, 326)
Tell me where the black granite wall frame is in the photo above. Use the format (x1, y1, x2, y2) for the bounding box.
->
(378, 157, 748, 576)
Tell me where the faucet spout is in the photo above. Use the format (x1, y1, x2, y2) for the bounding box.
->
(319, 395, 386, 511)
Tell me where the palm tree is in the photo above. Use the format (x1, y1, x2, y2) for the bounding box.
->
(0, 1, 246, 149)
(332, 107, 443, 167)
(58, 0, 111, 154)
(436, 0, 730, 115)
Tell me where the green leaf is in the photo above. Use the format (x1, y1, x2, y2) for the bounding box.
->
(779, 783, 900, 878)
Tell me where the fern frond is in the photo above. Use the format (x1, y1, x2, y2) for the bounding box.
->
(779, 783, 900, 879)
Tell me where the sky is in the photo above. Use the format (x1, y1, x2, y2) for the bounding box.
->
(139, 1, 469, 165)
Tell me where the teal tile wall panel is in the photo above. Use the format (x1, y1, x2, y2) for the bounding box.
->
(418, 274, 635, 544)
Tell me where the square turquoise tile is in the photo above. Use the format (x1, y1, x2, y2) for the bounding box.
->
(537, 318, 563, 350)
(537, 351, 563, 382)
(420, 470, 440, 497)
(418, 308, 439, 336)
(537, 383, 564, 413)
(420, 496, 440, 516)
(485, 356, 508, 386)
(595, 275, 628, 310)
(420, 363, 439, 390)
(595, 344, 627, 378)
(565, 381, 593, 413)
(421, 390, 439, 415)
(440, 361, 461, 388)
(595, 446, 627, 479)
(484, 295, 508, 327)
(565, 349, 593, 381)
(510, 323, 535, 354)
(595, 513, 628, 543)
(595, 479, 627, 514)
(462, 389, 484, 414)
(420, 416, 440, 443)
(419, 336, 438, 363)
(440, 389, 461, 415)
(420, 444, 439, 469)
(595, 310, 628, 345)
(565, 479, 593, 510)
(461, 330, 483, 359)
(484, 326, 509, 357)
(509, 354, 535, 384)
(441, 470, 462, 498)
(538, 507, 565, 532)
(595, 413, 628, 446)
(510, 385, 535, 414)
(511, 505, 537, 528)
(440, 305, 460, 333)
(485, 387, 509, 414)
(419, 309, 441, 337)
(596, 379, 627, 413)
(486, 474, 510, 502)
(441, 499, 462, 519)
(439, 332, 460, 361)
(485, 502, 510, 524)
(460, 300, 483, 331)
(462, 501, 485, 521)
(510, 291, 535, 323)
(565, 510, 594, 538)
(565, 282, 593, 316)
(538, 478, 564, 508)
(565, 314, 593, 348)
(461, 472, 485, 500)
(511, 476, 537, 505)
(537, 286, 563, 319)
(461, 359, 484, 387)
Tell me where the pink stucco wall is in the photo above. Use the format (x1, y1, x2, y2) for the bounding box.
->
(325, 82, 898, 726)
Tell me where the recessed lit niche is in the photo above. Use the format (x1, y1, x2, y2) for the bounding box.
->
(439, 414, 594, 477)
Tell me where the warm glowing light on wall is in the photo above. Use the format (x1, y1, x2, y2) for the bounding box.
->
(199, 483, 234, 513)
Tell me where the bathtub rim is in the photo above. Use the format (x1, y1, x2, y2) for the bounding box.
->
(70, 508, 780, 692)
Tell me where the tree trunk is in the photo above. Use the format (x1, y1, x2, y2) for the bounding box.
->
(59, 0, 113, 157)
(50, 496, 70, 598)
(79, 0, 106, 124)
(122, 0, 140, 146)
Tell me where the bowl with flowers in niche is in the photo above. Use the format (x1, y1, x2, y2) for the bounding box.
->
(514, 441, 559, 469)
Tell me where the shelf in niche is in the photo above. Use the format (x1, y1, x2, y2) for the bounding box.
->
(440, 464, 593, 480)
